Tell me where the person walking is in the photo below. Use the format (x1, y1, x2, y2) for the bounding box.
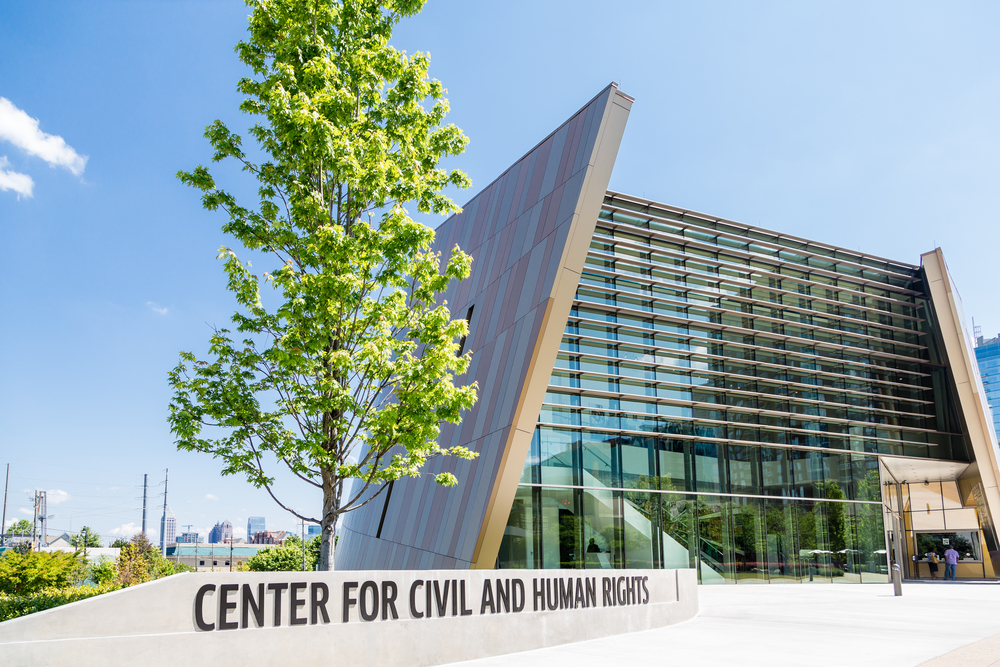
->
(944, 545, 960, 581)
(926, 551, 940, 580)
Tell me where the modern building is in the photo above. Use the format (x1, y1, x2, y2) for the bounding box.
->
(307, 524, 322, 539)
(208, 520, 233, 544)
(247, 516, 266, 540)
(975, 335, 1000, 436)
(337, 84, 1000, 583)
(159, 506, 176, 551)
(175, 532, 202, 544)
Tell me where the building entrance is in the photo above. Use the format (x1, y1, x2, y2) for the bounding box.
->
(880, 457, 997, 581)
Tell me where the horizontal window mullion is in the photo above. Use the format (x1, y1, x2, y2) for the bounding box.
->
(570, 305, 930, 361)
(599, 197, 921, 286)
(566, 330, 937, 402)
(581, 259, 927, 338)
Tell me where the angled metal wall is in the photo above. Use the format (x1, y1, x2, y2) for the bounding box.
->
(336, 84, 632, 570)
(922, 248, 1000, 569)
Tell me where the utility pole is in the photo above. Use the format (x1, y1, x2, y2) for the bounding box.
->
(160, 469, 169, 556)
(1, 464, 9, 548)
(141, 474, 148, 538)
(30, 491, 38, 551)
(82, 526, 87, 560)
(37, 491, 46, 549)
(229, 537, 234, 572)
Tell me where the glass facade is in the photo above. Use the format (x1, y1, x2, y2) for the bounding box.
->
(498, 193, 974, 583)
(974, 336, 1000, 436)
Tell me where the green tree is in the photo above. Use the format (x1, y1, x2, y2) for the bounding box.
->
(113, 533, 190, 585)
(170, 0, 478, 571)
(69, 527, 102, 548)
(244, 546, 313, 572)
(0, 551, 86, 595)
(5, 519, 31, 536)
(109, 538, 130, 549)
(306, 534, 325, 568)
(87, 556, 117, 586)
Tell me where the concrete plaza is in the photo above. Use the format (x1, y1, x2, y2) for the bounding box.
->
(446, 581, 1000, 667)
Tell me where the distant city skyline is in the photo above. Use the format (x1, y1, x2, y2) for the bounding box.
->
(207, 520, 233, 544)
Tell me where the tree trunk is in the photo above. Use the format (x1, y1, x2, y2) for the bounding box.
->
(320, 472, 339, 571)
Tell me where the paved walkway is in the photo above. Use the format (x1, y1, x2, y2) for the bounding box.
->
(444, 581, 1000, 667)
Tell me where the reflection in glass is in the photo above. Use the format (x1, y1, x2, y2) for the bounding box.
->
(855, 503, 889, 582)
(697, 496, 735, 584)
(762, 448, 792, 497)
(582, 489, 620, 569)
(830, 501, 861, 583)
(539, 488, 581, 569)
(660, 494, 698, 571)
(621, 437, 655, 489)
(520, 429, 540, 484)
(728, 445, 761, 494)
(732, 497, 767, 582)
(694, 442, 725, 493)
(657, 439, 691, 492)
(623, 490, 658, 569)
(765, 499, 798, 583)
(538, 427, 579, 486)
(582, 432, 617, 488)
(796, 501, 831, 583)
(498, 486, 536, 568)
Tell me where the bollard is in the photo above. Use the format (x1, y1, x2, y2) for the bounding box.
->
(892, 564, 903, 597)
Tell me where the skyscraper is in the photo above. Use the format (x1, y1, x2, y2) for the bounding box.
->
(159, 506, 176, 549)
(247, 516, 265, 541)
(975, 335, 1000, 435)
(208, 520, 233, 544)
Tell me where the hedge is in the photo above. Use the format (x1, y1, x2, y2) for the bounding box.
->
(0, 583, 120, 622)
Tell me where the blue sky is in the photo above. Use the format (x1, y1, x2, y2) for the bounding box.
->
(2, 1, 998, 543)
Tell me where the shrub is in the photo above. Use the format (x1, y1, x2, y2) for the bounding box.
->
(0, 583, 119, 622)
(0, 551, 87, 595)
(88, 556, 117, 586)
(244, 546, 309, 572)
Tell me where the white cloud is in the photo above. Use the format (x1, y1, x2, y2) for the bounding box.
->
(18, 507, 32, 515)
(146, 301, 168, 315)
(233, 526, 247, 539)
(205, 493, 218, 501)
(0, 97, 87, 175)
(46, 489, 70, 505)
(0, 156, 33, 198)
(109, 522, 147, 538)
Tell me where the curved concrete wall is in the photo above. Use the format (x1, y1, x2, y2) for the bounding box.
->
(0, 569, 697, 666)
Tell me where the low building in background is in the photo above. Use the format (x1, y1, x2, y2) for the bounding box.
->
(338, 84, 1000, 584)
(175, 532, 202, 544)
(306, 524, 322, 539)
(164, 544, 271, 571)
(251, 530, 288, 545)
(207, 520, 233, 544)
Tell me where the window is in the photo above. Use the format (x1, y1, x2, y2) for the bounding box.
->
(457, 305, 475, 355)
